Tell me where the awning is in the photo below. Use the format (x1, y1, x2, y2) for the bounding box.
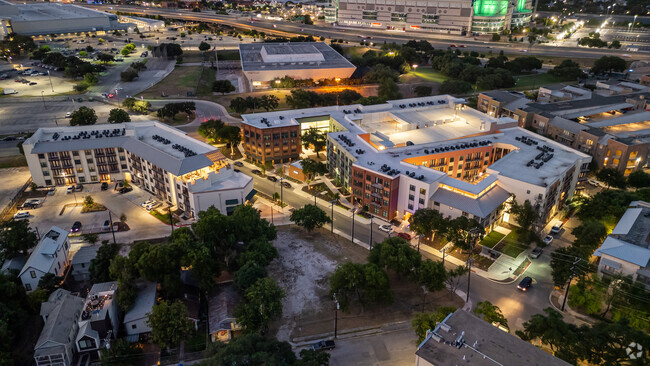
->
(245, 189, 257, 201)
(600, 257, 622, 269)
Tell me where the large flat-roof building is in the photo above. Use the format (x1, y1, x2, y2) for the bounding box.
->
(243, 96, 590, 225)
(239, 42, 356, 89)
(0, 0, 128, 39)
(23, 121, 254, 219)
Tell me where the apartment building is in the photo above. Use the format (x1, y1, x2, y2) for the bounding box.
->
(244, 96, 590, 226)
(23, 122, 253, 218)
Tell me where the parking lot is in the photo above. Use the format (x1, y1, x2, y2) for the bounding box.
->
(20, 183, 171, 244)
(0, 66, 77, 97)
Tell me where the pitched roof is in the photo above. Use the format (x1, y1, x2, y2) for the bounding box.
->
(430, 185, 511, 219)
(124, 281, 157, 323)
(20, 226, 68, 277)
(594, 236, 650, 267)
(208, 284, 240, 334)
(71, 245, 99, 266)
(36, 290, 84, 350)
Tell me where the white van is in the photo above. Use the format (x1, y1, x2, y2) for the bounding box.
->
(550, 220, 563, 235)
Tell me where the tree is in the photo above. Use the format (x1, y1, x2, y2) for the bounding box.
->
(439, 80, 471, 95)
(147, 300, 194, 350)
(377, 77, 402, 101)
(37, 273, 63, 294)
(235, 277, 284, 331)
(591, 56, 626, 75)
(301, 128, 326, 157)
(571, 219, 607, 251)
(508, 199, 538, 242)
(568, 275, 602, 315)
(409, 208, 448, 240)
(286, 89, 316, 109)
(610, 40, 621, 49)
(516, 307, 582, 362)
(445, 266, 469, 296)
(446, 216, 483, 251)
(83, 195, 94, 209)
(297, 349, 330, 366)
(234, 261, 267, 291)
(120, 69, 139, 82)
(212, 79, 235, 94)
(221, 125, 241, 156)
(84, 72, 98, 85)
(229, 97, 249, 114)
(290, 204, 330, 231)
(70, 106, 97, 126)
(329, 262, 392, 312)
(596, 167, 626, 188)
(411, 307, 457, 343)
(108, 108, 131, 123)
(492, 33, 501, 42)
(0, 219, 38, 260)
(90, 243, 120, 283)
(100, 338, 142, 366)
(414, 85, 432, 97)
(418, 259, 448, 292)
(97, 53, 115, 64)
(368, 237, 421, 278)
(201, 334, 297, 365)
(473, 301, 509, 330)
(197, 119, 225, 142)
(299, 159, 327, 182)
(362, 64, 399, 83)
(627, 170, 650, 188)
(259, 94, 280, 111)
(550, 246, 592, 286)
(549, 59, 586, 80)
(198, 41, 211, 51)
(303, 14, 313, 25)
(131, 100, 151, 114)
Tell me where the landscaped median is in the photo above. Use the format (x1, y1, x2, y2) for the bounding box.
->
(480, 229, 528, 258)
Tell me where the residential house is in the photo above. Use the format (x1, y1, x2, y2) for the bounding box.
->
(537, 84, 592, 103)
(1, 254, 25, 274)
(124, 281, 157, 342)
(208, 284, 241, 342)
(34, 289, 85, 366)
(415, 309, 571, 366)
(70, 245, 99, 282)
(19, 226, 70, 293)
(594, 202, 650, 288)
(76, 282, 120, 359)
(477, 90, 530, 126)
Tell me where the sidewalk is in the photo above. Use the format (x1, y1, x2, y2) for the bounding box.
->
(319, 176, 353, 208)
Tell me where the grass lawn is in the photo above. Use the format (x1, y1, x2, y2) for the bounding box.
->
(182, 50, 216, 63)
(197, 67, 215, 97)
(512, 73, 573, 90)
(479, 231, 506, 249)
(498, 230, 528, 258)
(408, 68, 449, 83)
(343, 46, 374, 59)
(140, 66, 205, 98)
(216, 50, 240, 60)
(149, 209, 179, 225)
(0, 155, 27, 169)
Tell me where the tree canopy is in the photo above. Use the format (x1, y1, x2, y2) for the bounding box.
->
(234, 277, 284, 332)
(70, 106, 97, 126)
(0, 219, 38, 260)
(290, 204, 331, 231)
(147, 300, 194, 350)
(108, 108, 131, 123)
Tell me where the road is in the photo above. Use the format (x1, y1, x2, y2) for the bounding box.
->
(85, 5, 650, 62)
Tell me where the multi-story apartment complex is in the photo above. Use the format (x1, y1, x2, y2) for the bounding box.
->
(23, 121, 254, 218)
(332, 0, 533, 35)
(479, 89, 650, 175)
(243, 96, 590, 227)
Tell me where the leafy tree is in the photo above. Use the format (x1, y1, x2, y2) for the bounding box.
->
(418, 259, 448, 292)
(37, 273, 63, 294)
(409, 208, 448, 240)
(414, 85, 432, 97)
(549, 59, 585, 80)
(99, 338, 142, 366)
(120, 69, 139, 82)
(300, 159, 327, 181)
(90, 243, 120, 283)
(221, 125, 241, 156)
(377, 77, 402, 101)
(411, 307, 457, 343)
(303, 14, 313, 25)
(198, 41, 211, 51)
(0, 272, 31, 365)
(0, 219, 38, 260)
(491, 33, 501, 42)
(290, 204, 330, 231)
(582, 319, 650, 365)
(147, 300, 194, 350)
(201, 334, 297, 365)
(84, 72, 98, 85)
(131, 100, 151, 114)
(212, 79, 235, 94)
(229, 97, 249, 114)
(473, 301, 509, 330)
(70, 106, 97, 126)
(234, 261, 267, 291)
(508, 199, 538, 242)
(446, 216, 483, 251)
(362, 64, 399, 83)
(610, 40, 621, 49)
(286, 89, 316, 109)
(627, 170, 650, 188)
(122, 97, 136, 109)
(297, 349, 330, 366)
(445, 266, 469, 295)
(571, 219, 607, 251)
(549, 246, 592, 286)
(596, 167, 626, 188)
(197, 119, 225, 142)
(568, 275, 602, 315)
(368, 237, 421, 278)
(97, 53, 115, 64)
(136, 242, 184, 297)
(439, 80, 471, 95)
(108, 108, 131, 123)
(301, 128, 326, 157)
(235, 277, 284, 332)
(516, 307, 582, 362)
(236, 238, 278, 268)
(591, 56, 627, 75)
(329, 262, 392, 312)
(259, 94, 280, 111)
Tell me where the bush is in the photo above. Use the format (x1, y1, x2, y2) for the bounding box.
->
(120, 69, 139, 82)
(439, 80, 472, 94)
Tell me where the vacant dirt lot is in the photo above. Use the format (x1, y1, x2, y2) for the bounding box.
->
(268, 226, 464, 342)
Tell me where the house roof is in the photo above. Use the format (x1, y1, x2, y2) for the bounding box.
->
(430, 185, 510, 219)
(1, 254, 26, 274)
(35, 290, 84, 350)
(124, 281, 157, 323)
(611, 208, 643, 236)
(71, 245, 99, 266)
(208, 284, 240, 334)
(20, 226, 68, 277)
(415, 310, 571, 366)
(594, 236, 650, 268)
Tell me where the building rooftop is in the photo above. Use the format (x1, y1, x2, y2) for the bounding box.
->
(481, 90, 526, 105)
(71, 245, 99, 266)
(416, 310, 571, 366)
(124, 281, 157, 323)
(19, 226, 68, 277)
(208, 284, 240, 334)
(595, 236, 650, 268)
(35, 289, 84, 354)
(26, 121, 220, 176)
(81, 281, 117, 323)
(10, 3, 113, 21)
(187, 168, 252, 194)
(239, 42, 355, 72)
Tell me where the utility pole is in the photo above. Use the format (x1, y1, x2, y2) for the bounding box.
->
(561, 257, 582, 311)
(351, 211, 355, 243)
(169, 206, 174, 233)
(466, 228, 480, 303)
(442, 247, 447, 265)
(330, 199, 335, 233)
(108, 211, 116, 245)
(369, 216, 373, 249)
(333, 295, 340, 339)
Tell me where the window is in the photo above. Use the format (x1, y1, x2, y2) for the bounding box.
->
(38, 154, 45, 159)
(87, 158, 93, 164)
(374, 207, 380, 214)
(409, 185, 415, 191)
(383, 210, 388, 217)
(40, 162, 47, 168)
(457, 173, 461, 178)
(43, 171, 50, 176)
(408, 204, 413, 210)
(78, 176, 85, 183)
(420, 188, 426, 195)
(25, 284, 31, 291)
(74, 160, 81, 165)
(419, 198, 425, 205)
(121, 164, 127, 170)
(409, 194, 414, 201)
(131, 324, 137, 329)
(45, 179, 52, 185)
(450, 157, 454, 162)
(384, 181, 390, 188)
(30, 270, 36, 278)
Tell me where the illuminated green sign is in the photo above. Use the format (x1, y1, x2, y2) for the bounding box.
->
(473, 0, 508, 16)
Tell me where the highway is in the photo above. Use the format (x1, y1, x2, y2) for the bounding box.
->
(85, 5, 650, 62)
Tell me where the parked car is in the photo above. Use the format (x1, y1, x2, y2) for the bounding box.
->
(70, 221, 82, 232)
(234, 161, 244, 167)
(66, 186, 74, 194)
(144, 202, 159, 211)
(530, 247, 543, 259)
(281, 181, 292, 189)
(13, 211, 30, 219)
(101, 182, 109, 191)
(311, 340, 335, 351)
(251, 169, 262, 176)
(119, 186, 133, 194)
(21, 199, 41, 209)
(102, 220, 111, 231)
(29, 82, 37, 86)
(141, 199, 155, 208)
(378, 224, 393, 233)
(65, 112, 72, 118)
(587, 179, 601, 187)
(75, 184, 84, 191)
(517, 276, 533, 291)
(267, 176, 278, 182)
(397, 232, 412, 240)
(550, 221, 562, 235)
(543, 235, 553, 245)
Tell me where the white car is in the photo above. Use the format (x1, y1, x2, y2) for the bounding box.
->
(13, 211, 30, 219)
(144, 202, 159, 211)
(587, 179, 601, 187)
(65, 112, 72, 118)
(66, 185, 74, 194)
(140, 199, 155, 208)
(543, 235, 553, 245)
(378, 224, 393, 233)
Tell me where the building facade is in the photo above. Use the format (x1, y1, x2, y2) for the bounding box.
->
(19, 226, 70, 294)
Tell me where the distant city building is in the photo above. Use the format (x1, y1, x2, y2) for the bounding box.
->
(19, 226, 70, 294)
(239, 42, 356, 89)
(594, 201, 650, 288)
(117, 15, 165, 32)
(243, 96, 590, 225)
(0, 0, 129, 39)
(415, 309, 571, 366)
(478, 88, 650, 176)
(333, 0, 533, 35)
(23, 122, 254, 219)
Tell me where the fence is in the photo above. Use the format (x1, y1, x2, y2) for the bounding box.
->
(0, 177, 32, 219)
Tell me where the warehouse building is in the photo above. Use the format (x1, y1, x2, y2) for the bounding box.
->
(239, 42, 356, 89)
(0, 0, 128, 39)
